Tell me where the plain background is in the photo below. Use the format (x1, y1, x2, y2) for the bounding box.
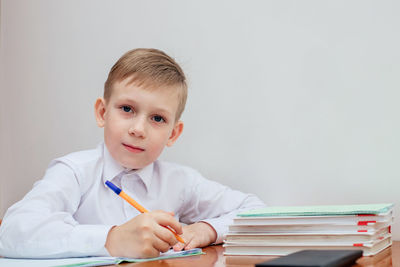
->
(0, 0, 399, 240)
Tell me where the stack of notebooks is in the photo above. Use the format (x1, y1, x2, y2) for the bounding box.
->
(224, 203, 394, 256)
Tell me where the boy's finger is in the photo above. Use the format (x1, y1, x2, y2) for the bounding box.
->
(153, 210, 174, 216)
(152, 237, 172, 253)
(182, 235, 198, 250)
(154, 225, 179, 247)
(184, 241, 193, 250)
(153, 213, 183, 235)
(173, 242, 185, 251)
(156, 210, 175, 216)
(140, 243, 161, 258)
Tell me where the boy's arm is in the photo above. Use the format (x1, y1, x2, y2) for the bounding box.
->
(178, 171, 266, 245)
(0, 162, 113, 258)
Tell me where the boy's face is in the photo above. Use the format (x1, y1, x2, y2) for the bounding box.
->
(95, 78, 183, 169)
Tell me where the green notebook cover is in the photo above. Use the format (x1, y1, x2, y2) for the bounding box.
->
(238, 203, 394, 217)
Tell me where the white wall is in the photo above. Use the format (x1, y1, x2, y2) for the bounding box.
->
(0, 0, 3, 213)
(1, 0, 399, 239)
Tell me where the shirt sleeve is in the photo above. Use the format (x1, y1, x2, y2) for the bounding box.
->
(178, 170, 266, 244)
(0, 161, 114, 258)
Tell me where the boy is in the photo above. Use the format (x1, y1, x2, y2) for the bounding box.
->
(0, 48, 265, 258)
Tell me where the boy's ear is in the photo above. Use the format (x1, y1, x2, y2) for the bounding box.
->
(94, 98, 107, 128)
(167, 121, 184, 147)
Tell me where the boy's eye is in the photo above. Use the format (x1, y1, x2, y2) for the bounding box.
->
(121, 106, 132, 113)
(152, 115, 165, 123)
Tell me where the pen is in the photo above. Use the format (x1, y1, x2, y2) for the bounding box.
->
(105, 180, 185, 244)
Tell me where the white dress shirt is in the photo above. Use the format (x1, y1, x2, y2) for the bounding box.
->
(0, 143, 265, 258)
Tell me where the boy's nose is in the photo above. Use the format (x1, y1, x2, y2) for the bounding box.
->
(128, 117, 146, 138)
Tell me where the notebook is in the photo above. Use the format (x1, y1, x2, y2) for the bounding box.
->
(228, 220, 392, 233)
(238, 203, 394, 217)
(0, 248, 203, 267)
(224, 235, 391, 256)
(225, 227, 391, 243)
(233, 212, 393, 225)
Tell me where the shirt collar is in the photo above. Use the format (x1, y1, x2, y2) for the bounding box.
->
(131, 162, 154, 191)
(102, 143, 154, 191)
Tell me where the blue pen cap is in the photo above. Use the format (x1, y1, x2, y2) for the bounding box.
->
(105, 180, 121, 195)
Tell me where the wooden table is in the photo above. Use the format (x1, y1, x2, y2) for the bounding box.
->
(119, 241, 399, 266)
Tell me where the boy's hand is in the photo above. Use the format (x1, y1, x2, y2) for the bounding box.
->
(105, 210, 182, 258)
(172, 222, 217, 251)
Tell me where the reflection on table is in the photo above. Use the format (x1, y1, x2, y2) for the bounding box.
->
(118, 241, 399, 267)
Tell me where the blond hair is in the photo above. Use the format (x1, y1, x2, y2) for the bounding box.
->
(104, 48, 187, 120)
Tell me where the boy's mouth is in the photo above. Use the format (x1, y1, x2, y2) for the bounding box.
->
(122, 143, 145, 153)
